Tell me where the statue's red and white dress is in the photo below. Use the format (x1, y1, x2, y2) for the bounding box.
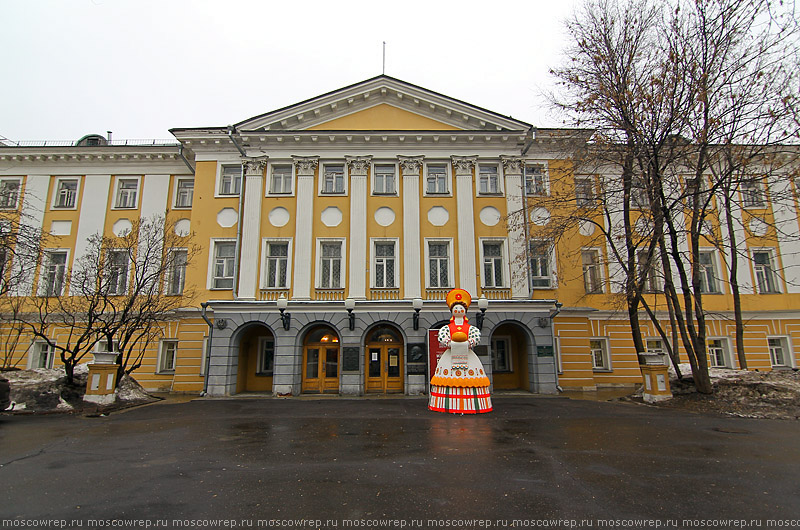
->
(428, 317, 493, 414)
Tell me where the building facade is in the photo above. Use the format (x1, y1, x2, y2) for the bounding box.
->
(1, 76, 798, 395)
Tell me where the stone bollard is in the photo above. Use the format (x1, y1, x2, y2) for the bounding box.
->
(84, 352, 120, 406)
(638, 352, 672, 403)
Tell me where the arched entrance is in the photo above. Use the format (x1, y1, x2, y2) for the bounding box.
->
(491, 323, 530, 391)
(235, 324, 275, 394)
(302, 325, 340, 394)
(364, 324, 404, 394)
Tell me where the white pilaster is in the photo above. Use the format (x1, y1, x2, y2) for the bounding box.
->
(453, 156, 477, 294)
(347, 156, 370, 299)
(237, 158, 267, 300)
(71, 175, 111, 295)
(501, 156, 530, 298)
(768, 176, 800, 293)
(14, 175, 49, 295)
(602, 173, 626, 293)
(400, 156, 423, 299)
(292, 157, 318, 300)
(718, 198, 752, 293)
(139, 174, 171, 288)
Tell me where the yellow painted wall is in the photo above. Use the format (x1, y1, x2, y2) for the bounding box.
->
(308, 104, 460, 131)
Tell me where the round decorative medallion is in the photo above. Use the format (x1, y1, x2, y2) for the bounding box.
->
(579, 220, 595, 236)
(530, 207, 550, 226)
(321, 206, 343, 227)
(217, 208, 238, 228)
(112, 219, 133, 236)
(174, 218, 191, 237)
(427, 206, 450, 226)
(479, 206, 502, 227)
(268, 207, 290, 228)
(374, 207, 396, 227)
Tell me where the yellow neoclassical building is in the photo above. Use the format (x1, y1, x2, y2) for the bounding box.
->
(1, 76, 798, 395)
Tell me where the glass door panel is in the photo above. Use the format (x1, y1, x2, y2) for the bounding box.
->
(387, 348, 400, 378)
(325, 348, 338, 378)
(306, 348, 319, 379)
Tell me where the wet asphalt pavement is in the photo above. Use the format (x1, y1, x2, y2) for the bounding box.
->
(1, 396, 799, 529)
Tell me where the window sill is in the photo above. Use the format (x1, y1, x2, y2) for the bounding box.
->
(371, 192, 399, 197)
(173, 205, 192, 210)
(255, 372, 274, 377)
(157, 370, 176, 375)
(51, 206, 78, 211)
(477, 192, 504, 197)
(593, 368, 613, 373)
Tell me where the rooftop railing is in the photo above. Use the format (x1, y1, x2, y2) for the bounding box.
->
(0, 139, 179, 147)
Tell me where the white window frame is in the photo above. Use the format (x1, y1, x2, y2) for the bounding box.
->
(590, 337, 612, 371)
(0, 178, 22, 210)
(524, 161, 549, 197)
(165, 248, 188, 296)
(319, 162, 347, 195)
(424, 238, 454, 289)
(158, 339, 178, 374)
(371, 238, 399, 289)
(741, 177, 766, 208)
(707, 337, 732, 368)
(581, 248, 605, 294)
(574, 176, 595, 207)
(767, 336, 794, 368)
(95, 339, 120, 354)
(106, 249, 130, 296)
(39, 249, 70, 297)
(424, 161, 452, 196)
(207, 238, 237, 290)
(751, 248, 781, 294)
(371, 162, 398, 196)
(479, 238, 510, 289)
(51, 177, 81, 210)
(315, 238, 346, 289)
(216, 163, 242, 197)
(173, 177, 194, 209)
(28, 340, 56, 369)
(113, 176, 141, 210)
(636, 249, 662, 293)
(257, 336, 275, 375)
(477, 163, 503, 196)
(267, 162, 294, 196)
(491, 336, 512, 372)
(631, 174, 649, 209)
(529, 239, 556, 289)
(260, 238, 293, 290)
(697, 249, 722, 294)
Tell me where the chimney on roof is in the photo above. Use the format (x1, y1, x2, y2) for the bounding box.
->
(107, 131, 113, 143)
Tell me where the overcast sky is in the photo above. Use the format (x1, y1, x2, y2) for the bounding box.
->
(1, 0, 579, 142)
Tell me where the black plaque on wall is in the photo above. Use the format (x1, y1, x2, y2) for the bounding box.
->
(342, 347, 360, 372)
(407, 343, 426, 363)
(407, 364, 427, 375)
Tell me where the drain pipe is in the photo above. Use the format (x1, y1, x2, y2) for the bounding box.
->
(550, 300, 563, 392)
(226, 125, 247, 300)
(200, 302, 214, 395)
(177, 145, 196, 175)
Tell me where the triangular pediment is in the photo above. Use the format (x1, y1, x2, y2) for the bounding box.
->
(235, 76, 531, 133)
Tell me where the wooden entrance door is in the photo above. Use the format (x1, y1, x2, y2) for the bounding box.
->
(365, 326, 403, 394)
(302, 327, 340, 393)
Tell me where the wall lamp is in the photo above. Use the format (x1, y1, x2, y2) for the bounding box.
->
(277, 296, 291, 331)
(345, 298, 356, 331)
(475, 296, 489, 329)
(412, 298, 423, 330)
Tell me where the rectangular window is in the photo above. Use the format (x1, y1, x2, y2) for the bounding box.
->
(374, 242, 396, 288)
(212, 242, 236, 289)
(482, 242, 505, 288)
(426, 164, 448, 194)
(524, 164, 547, 196)
(708, 339, 728, 368)
(115, 178, 139, 209)
(631, 175, 648, 208)
(529, 240, 553, 288)
(753, 250, 779, 294)
(0, 179, 21, 209)
(265, 242, 289, 289)
(54, 179, 79, 209)
(575, 177, 594, 206)
(492, 337, 511, 372)
(106, 250, 129, 296)
(582, 249, 603, 294)
(741, 178, 765, 208)
(637, 249, 661, 293)
(270, 165, 292, 194)
(258, 337, 275, 375)
(220, 165, 242, 196)
(685, 176, 709, 210)
(590, 338, 610, 370)
(768, 337, 790, 367)
(479, 165, 500, 194)
(175, 178, 194, 208)
(698, 251, 720, 294)
(322, 164, 345, 194)
(428, 242, 450, 288)
(32, 342, 55, 369)
(319, 242, 342, 288)
(159, 340, 178, 373)
(166, 249, 188, 295)
(41, 251, 68, 296)
(373, 165, 396, 195)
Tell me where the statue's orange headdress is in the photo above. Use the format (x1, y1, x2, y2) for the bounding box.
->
(446, 288, 472, 310)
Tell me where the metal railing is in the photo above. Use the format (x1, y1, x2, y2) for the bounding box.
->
(1, 139, 179, 147)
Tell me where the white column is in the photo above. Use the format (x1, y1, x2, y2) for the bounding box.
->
(400, 156, 423, 299)
(347, 156, 370, 299)
(452, 156, 477, 295)
(237, 158, 267, 300)
(501, 156, 530, 298)
(14, 175, 49, 296)
(292, 157, 318, 300)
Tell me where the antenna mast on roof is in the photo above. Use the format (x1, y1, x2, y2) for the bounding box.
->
(382, 41, 386, 75)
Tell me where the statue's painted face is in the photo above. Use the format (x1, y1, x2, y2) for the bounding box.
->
(451, 303, 466, 317)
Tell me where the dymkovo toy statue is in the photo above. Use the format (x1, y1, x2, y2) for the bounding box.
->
(429, 288, 493, 414)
